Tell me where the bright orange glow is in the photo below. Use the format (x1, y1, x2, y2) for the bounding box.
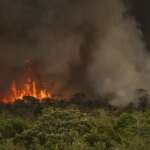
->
(1, 78, 52, 104)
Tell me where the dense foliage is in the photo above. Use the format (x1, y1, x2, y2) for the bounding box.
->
(0, 97, 149, 150)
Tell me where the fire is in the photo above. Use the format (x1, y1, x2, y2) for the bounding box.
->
(1, 78, 52, 104)
(1, 60, 52, 104)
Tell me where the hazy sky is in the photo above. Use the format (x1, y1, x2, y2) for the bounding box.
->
(131, 0, 150, 48)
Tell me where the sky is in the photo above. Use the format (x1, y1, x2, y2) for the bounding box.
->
(131, 0, 150, 48)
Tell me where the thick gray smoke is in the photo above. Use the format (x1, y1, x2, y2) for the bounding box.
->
(88, 0, 150, 107)
(0, 0, 149, 106)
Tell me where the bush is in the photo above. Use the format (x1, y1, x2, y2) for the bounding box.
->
(0, 117, 29, 139)
(0, 105, 149, 150)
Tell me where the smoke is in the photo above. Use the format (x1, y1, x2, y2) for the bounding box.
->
(88, 0, 150, 107)
(0, 0, 150, 106)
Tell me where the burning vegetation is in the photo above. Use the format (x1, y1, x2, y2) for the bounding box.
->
(0, 0, 149, 150)
(0, 0, 150, 109)
(0, 61, 52, 104)
(0, 60, 150, 110)
(1, 79, 52, 104)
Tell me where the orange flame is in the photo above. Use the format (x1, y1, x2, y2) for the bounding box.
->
(2, 78, 52, 104)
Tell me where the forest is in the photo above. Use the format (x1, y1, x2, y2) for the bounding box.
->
(0, 95, 149, 150)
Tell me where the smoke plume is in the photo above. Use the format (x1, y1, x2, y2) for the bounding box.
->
(0, 0, 150, 106)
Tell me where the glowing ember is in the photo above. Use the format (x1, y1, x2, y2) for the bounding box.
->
(1, 78, 52, 104)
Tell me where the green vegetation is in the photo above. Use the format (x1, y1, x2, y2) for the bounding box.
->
(0, 98, 149, 150)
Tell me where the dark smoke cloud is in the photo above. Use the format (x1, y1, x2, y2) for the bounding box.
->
(0, 0, 150, 106)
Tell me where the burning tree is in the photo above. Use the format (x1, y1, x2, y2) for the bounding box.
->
(1, 60, 52, 104)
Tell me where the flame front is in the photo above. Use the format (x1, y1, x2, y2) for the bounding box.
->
(2, 78, 52, 104)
